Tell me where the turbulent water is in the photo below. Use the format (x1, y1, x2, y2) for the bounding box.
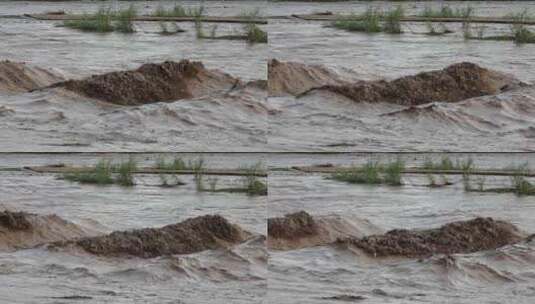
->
(0, 153, 267, 304)
(0, 1, 268, 152)
(268, 153, 535, 304)
(267, 1, 535, 151)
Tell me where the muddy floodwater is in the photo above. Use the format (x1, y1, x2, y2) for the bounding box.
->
(268, 1, 535, 151)
(0, 153, 267, 304)
(2, 0, 535, 303)
(268, 153, 535, 304)
(0, 1, 268, 152)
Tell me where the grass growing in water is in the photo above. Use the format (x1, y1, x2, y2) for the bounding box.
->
(63, 158, 137, 186)
(63, 8, 114, 32)
(115, 5, 137, 33)
(331, 159, 405, 186)
(63, 6, 137, 33)
(244, 24, 268, 43)
(241, 162, 268, 195)
(463, 164, 535, 196)
(332, 8, 382, 33)
(331, 6, 403, 34)
(383, 6, 404, 34)
(116, 158, 137, 186)
(463, 11, 535, 44)
(63, 159, 114, 185)
(195, 8, 267, 44)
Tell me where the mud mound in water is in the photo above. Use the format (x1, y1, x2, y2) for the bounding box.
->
(0, 60, 64, 93)
(55, 215, 250, 258)
(0, 210, 95, 252)
(57, 60, 239, 105)
(268, 211, 318, 239)
(268, 59, 346, 96)
(268, 211, 381, 250)
(338, 217, 526, 258)
(318, 62, 523, 105)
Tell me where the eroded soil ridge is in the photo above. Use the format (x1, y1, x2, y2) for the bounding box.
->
(338, 217, 525, 257)
(320, 62, 522, 105)
(57, 60, 239, 105)
(55, 214, 250, 258)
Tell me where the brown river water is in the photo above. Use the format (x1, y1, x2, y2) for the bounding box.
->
(1, 1, 535, 303)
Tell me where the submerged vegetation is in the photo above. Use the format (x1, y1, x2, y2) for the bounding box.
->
(331, 159, 405, 186)
(463, 164, 535, 196)
(463, 10, 535, 44)
(63, 159, 137, 186)
(331, 7, 399, 33)
(194, 8, 267, 43)
(194, 162, 267, 196)
(63, 6, 137, 33)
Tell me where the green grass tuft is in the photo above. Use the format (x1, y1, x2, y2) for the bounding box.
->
(64, 8, 114, 32)
(245, 24, 268, 43)
(332, 8, 382, 33)
(383, 6, 404, 34)
(332, 159, 406, 185)
(115, 5, 137, 33)
(63, 159, 114, 185)
(115, 158, 137, 186)
(384, 159, 405, 186)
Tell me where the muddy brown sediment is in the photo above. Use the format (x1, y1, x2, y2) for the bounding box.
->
(54, 215, 250, 258)
(318, 62, 523, 105)
(57, 60, 240, 105)
(268, 59, 346, 96)
(0, 210, 97, 252)
(268, 211, 381, 250)
(0, 60, 64, 93)
(338, 217, 526, 258)
(0, 210, 32, 230)
(268, 211, 319, 239)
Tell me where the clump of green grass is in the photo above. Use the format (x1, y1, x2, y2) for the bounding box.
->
(331, 6, 405, 34)
(511, 10, 535, 44)
(115, 5, 137, 33)
(383, 159, 405, 186)
(245, 24, 268, 43)
(63, 6, 137, 33)
(332, 8, 382, 33)
(331, 159, 404, 186)
(463, 164, 535, 196)
(152, 3, 204, 17)
(115, 158, 137, 186)
(63, 158, 137, 186)
(383, 6, 404, 34)
(63, 159, 114, 184)
(511, 165, 535, 195)
(64, 8, 114, 32)
(241, 162, 268, 195)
